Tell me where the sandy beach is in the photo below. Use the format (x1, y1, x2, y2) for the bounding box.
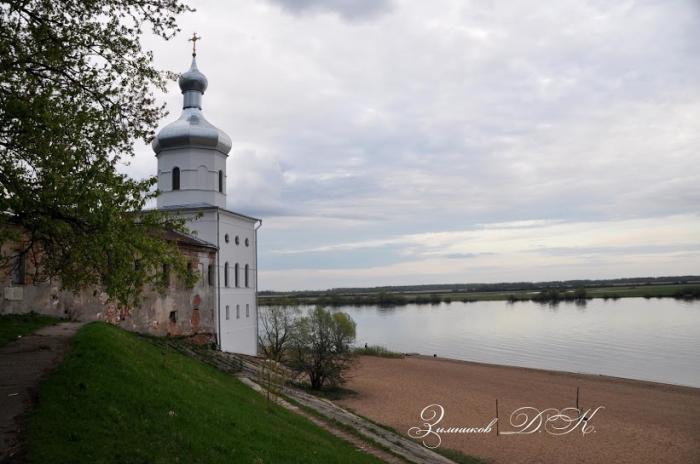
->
(336, 356, 700, 464)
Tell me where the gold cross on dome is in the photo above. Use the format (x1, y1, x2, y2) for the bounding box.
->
(188, 32, 201, 57)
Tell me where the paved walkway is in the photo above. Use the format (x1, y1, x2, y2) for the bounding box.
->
(0, 322, 84, 462)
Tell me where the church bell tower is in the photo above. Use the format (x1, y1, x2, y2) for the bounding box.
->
(152, 44, 231, 208)
(151, 37, 261, 357)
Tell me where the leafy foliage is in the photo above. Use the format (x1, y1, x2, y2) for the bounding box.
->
(288, 306, 356, 390)
(258, 303, 300, 362)
(0, 0, 197, 305)
(672, 286, 700, 300)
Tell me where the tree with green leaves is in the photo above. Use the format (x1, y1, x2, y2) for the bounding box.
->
(0, 0, 197, 306)
(289, 306, 356, 390)
(258, 303, 300, 362)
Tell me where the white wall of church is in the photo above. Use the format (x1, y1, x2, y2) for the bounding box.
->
(183, 209, 219, 245)
(156, 147, 227, 208)
(173, 208, 258, 356)
(217, 211, 258, 355)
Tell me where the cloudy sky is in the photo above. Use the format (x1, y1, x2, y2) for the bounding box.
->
(128, 0, 700, 290)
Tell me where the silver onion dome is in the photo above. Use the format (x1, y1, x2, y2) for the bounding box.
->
(178, 58, 208, 94)
(152, 57, 231, 155)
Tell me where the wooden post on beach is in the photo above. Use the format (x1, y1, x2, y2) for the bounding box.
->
(496, 399, 499, 436)
(576, 386, 581, 418)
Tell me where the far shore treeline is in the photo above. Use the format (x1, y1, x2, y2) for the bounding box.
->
(259, 275, 700, 307)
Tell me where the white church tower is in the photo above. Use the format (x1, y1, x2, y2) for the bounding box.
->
(152, 41, 260, 355)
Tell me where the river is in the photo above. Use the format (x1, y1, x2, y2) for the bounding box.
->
(321, 297, 700, 387)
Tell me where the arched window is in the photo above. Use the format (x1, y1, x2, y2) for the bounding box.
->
(244, 264, 249, 288)
(234, 263, 239, 287)
(218, 170, 223, 193)
(172, 167, 180, 190)
(224, 262, 229, 287)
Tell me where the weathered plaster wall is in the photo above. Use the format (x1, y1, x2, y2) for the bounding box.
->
(0, 245, 217, 341)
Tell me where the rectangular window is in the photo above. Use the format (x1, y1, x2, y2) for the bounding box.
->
(12, 254, 25, 285)
(225, 305, 230, 320)
(236, 304, 240, 319)
(208, 264, 214, 286)
(246, 304, 250, 318)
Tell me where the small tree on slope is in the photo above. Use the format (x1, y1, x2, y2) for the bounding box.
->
(288, 306, 356, 390)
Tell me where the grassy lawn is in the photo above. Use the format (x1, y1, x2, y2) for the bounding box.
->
(0, 312, 60, 347)
(24, 323, 384, 464)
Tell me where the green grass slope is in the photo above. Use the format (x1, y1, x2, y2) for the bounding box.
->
(0, 312, 59, 347)
(25, 323, 383, 464)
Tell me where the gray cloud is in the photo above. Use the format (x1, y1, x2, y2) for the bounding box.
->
(132, 0, 700, 289)
(538, 244, 700, 257)
(442, 252, 495, 260)
(265, 0, 393, 21)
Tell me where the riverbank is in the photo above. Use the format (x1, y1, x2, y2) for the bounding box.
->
(336, 355, 700, 464)
(260, 282, 700, 307)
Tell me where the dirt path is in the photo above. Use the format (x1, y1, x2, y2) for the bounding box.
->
(0, 321, 84, 462)
(337, 356, 700, 464)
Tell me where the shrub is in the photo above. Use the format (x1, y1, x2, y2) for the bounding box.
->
(673, 286, 700, 300)
(354, 345, 404, 358)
